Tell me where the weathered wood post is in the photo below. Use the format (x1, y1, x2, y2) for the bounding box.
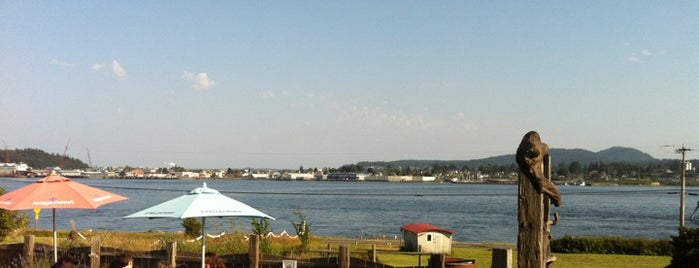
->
(516, 131, 561, 268)
(429, 254, 444, 268)
(249, 234, 260, 268)
(492, 247, 512, 268)
(90, 236, 100, 268)
(339, 244, 350, 268)
(23, 235, 35, 268)
(371, 244, 377, 262)
(326, 243, 332, 263)
(166, 242, 177, 267)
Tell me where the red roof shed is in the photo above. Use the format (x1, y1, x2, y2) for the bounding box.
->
(400, 222, 454, 254)
(401, 222, 455, 235)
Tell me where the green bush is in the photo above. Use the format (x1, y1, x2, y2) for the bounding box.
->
(0, 187, 29, 242)
(251, 218, 272, 253)
(552, 235, 671, 256)
(182, 218, 202, 238)
(667, 227, 699, 268)
(291, 210, 312, 253)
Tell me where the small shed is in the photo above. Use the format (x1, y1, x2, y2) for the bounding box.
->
(400, 222, 454, 254)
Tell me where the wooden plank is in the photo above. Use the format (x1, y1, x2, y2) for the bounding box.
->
(249, 234, 260, 268)
(23, 235, 34, 268)
(90, 236, 101, 268)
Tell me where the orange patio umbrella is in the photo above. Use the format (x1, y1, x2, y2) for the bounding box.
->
(0, 171, 128, 262)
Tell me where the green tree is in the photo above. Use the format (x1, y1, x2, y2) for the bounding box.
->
(556, 162, 569, 177)
(569, 161, 583, 177)
(291, 210, 312, 253)
(182, 218, 202, 238)
(0, 188, 29, 242)
(667, 227, 699, 267)
(251, 218, 272, 253)
(171, 166, 186, 172)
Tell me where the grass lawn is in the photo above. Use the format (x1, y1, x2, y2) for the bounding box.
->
(378, 247, 670, 268)
(552, 253, 670, 268)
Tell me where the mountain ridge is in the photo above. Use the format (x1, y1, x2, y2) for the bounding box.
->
(357, 146, 660, 169)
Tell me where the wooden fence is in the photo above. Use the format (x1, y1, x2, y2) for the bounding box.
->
(0, 235, 499, 268)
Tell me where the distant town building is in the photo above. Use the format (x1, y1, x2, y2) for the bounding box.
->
(326, 173, 368, 181)
(284, 172, 316, 180)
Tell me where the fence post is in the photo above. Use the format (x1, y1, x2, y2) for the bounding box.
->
(492, 248, 512, 268)
(249, 234, 260, 268)
(517, 131, 560, 268)
(166, 242, 177, 267)
(371, 244, 377, 262)
(23, 235, 35, 268)
(339, 244, 350, 268)
(429, 254, 444, 268)
(326, 243, 332, 263)
(90, 236, 101, 268)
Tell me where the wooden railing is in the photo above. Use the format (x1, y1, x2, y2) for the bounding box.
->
(2, 235, 511, 268)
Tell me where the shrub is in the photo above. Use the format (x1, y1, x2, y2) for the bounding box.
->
(552, 235, 671, 256)
(291, 210, 312, 253)
(667, 227, 699, 268)
(252, 218, 272, 253)
(182, 218, 202, 238)
(0, 187, 29, 242)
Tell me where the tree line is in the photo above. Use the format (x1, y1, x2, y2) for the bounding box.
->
(2, 148, 89, 170)
(335, 159, 698, 182)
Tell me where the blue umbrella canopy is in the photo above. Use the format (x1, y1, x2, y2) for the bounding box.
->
(124, 183, 274, 268)
(123, 182, 274, 220)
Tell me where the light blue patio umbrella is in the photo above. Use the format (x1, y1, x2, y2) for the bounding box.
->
(123, 183, 274, 268)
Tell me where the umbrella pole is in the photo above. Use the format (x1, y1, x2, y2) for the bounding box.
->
(201, 217, 206, 268)
(53, 208, 57, 263)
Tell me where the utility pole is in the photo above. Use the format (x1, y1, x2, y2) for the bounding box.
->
(676, 146, 693, 228)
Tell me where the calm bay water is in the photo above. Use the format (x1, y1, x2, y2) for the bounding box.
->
(1, 177, 697, 243)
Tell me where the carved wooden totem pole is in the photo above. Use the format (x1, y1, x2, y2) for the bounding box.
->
(516, 131, 561, 268)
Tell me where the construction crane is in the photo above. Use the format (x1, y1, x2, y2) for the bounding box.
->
(59, 139, 71, 168)
(86, 148, 93, 168)
(2, 140, 9, 163)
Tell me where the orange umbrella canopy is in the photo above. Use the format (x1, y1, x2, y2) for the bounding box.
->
(0, 173, 128, 210)
(0, 172, 128, 262)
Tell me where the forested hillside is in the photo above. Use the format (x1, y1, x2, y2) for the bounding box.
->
(357, 146, 659, 169)
(2, 148, 89, 170)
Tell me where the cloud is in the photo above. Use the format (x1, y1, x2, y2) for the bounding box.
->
(261, 90, 277, 98)
(91, 63, 105, 70)
(49, 59, 75, 67)
(627, 48, 663, 63)
(261, 90, 290, 99)
(182, 71, 216, 90)
(112, 60, 127, 77)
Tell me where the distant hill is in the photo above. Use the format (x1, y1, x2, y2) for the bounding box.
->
(2, 148, 89, 170)
(357, 146, 658, 169)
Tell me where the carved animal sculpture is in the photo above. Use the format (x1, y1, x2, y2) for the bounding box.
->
(516, 131, 562, 207)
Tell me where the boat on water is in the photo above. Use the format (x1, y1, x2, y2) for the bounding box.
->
(562, 181, 591, 186)
(58, 169, 87, 178)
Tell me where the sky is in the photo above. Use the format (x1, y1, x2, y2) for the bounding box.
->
(1, 1, 697, 169)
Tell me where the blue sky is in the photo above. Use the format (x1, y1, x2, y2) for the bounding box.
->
(1, 1, 697, 169)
